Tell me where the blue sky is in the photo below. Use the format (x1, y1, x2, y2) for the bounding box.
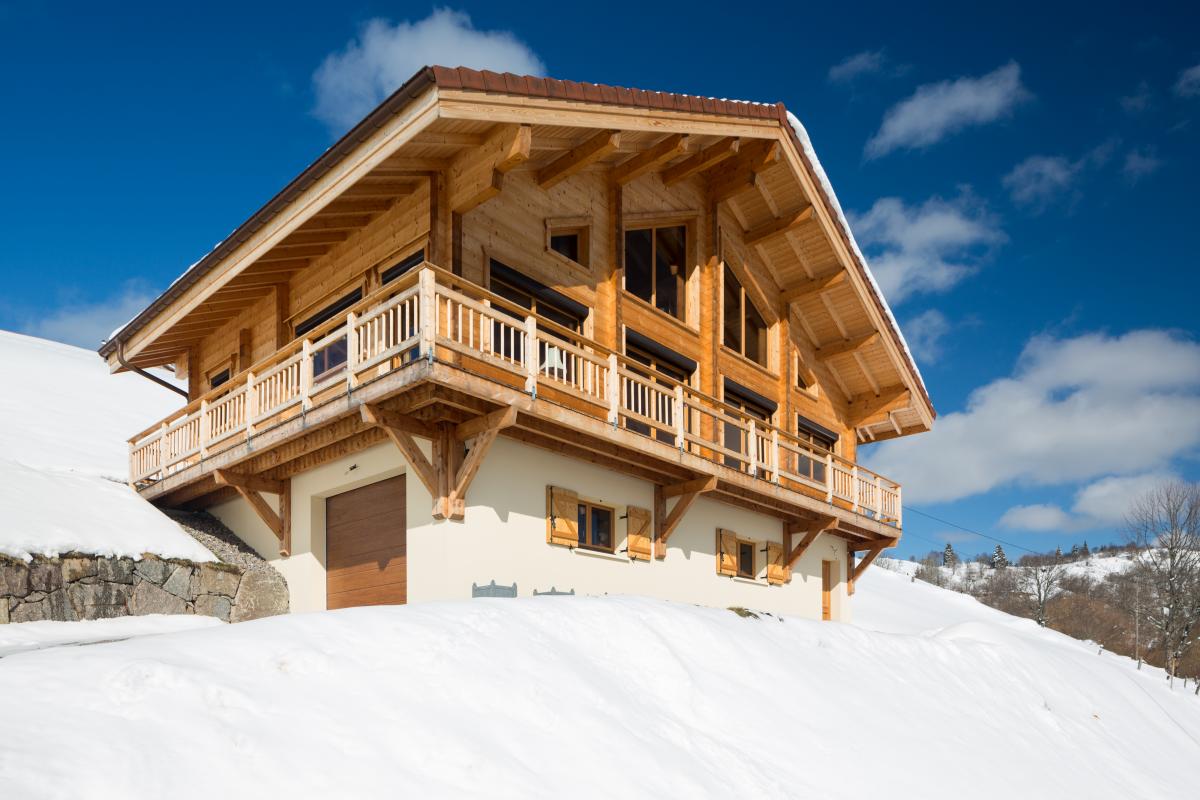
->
(1, 1, 1197, 559)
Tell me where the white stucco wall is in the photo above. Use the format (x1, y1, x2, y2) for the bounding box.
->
(209, 437, 851, 621)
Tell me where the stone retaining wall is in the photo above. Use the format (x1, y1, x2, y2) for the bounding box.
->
(0, 553, 288, 624)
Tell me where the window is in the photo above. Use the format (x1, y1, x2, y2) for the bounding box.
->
(490, 260, 588, 377)
(737, 540, 756, 578)
(794, 415, 838, 484)
(624, 224, 687, 319)
(723, 264, 768, 366)
(549, 227, 588, 268)
(576, 501, 615, 552)
(294, 289, 363, 377)
(209, 368, 230, 390)
(624, 332, 695, 445)
(723, 381, 775, 471)
(380, 248, 425, 285)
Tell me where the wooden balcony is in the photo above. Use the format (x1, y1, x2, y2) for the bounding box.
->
(128, 265, 902, 545)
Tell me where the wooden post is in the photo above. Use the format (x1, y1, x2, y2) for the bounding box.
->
(524, 314, 538, 395)
(673, 384, 685, 450)
(607, 352, 619, 427)
(896, 485, 903, 529)
(419, 268, 435, 361)
(851, 464, 859, 513)
(770, 428, 779, 483)
(245, 371, 256, 438)
(748, 418, 757, 477)
(346, 311, 359, 389)
(300, 339, 313, 410)
(874, 474, 882, 519)
(198, 399, 209, 458)
(158, 421, 168, 475)
(825, 453, 834, 503)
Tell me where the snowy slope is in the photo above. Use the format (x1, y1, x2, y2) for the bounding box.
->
(2, 591, 1197, 799)
(0, 330, 214, 562)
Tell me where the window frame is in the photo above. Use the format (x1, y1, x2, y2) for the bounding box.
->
(736, 538, 757, 578)
(545, 216, 591, 271)
(722, 261, 769, 367)
(623, 222, 689, 321)
(293, 288, 364, 378)
(576, 500, 616, 554)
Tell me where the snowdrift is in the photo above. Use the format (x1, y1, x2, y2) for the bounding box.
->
(0, 330, 212, 562)
(3, 584, 1198, 798)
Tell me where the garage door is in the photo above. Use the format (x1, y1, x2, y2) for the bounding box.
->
(326, 475, 406, 610)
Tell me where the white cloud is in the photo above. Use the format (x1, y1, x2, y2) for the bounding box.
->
(1122, 147, 1163, 183)
(849, 193, 1004, 304)
(867, 330, 1200, 505)
(828, 50, 886, 84)
(20, 284, 158, 349)
(312, 9, 545, 132)
(1120, 81, 1153, 114)
(903, 309, 951, 364)
(865, 62, 1030, 158)
(1173, 64, 1200, 98)
(999, 472, 1178, 532)
(1003, 156, 1077, 209)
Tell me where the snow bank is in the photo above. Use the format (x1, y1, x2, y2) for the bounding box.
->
(0, 330, 213, 562)
(2, 593, 1196, 798)
(0, 613, 221, 657)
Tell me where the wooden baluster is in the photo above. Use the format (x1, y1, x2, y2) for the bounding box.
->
(524, 315, 538, 395)
(747, 418, 757, 477)
(346, 311, 359, 390)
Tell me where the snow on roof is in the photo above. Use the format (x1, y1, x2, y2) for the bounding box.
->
(785, 112, 926, 396)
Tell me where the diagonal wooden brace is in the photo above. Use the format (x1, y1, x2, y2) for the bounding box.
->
(654, 475, 717, 558)
(214, 469, 291, 556)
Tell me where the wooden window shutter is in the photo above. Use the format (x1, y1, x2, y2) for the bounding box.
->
(716, 529, 738, 576)
(766, 542, 790, 585)
(547, 486, 579, 547)
(626, 505, 652, 560)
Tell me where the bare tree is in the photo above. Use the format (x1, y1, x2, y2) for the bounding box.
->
(1125, 481, 1200, 678)
(1022, 556, 1067, 627)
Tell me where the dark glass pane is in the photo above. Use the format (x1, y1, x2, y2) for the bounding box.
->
(738, 541, 754, 577)
(491, 278, 533, 312)
(538, 301, 580, 332)
(723, 419, 743, 469)
(744, 298, 767, 366)
(295, 290, 363, 338)
(314, 336, 348, 376)
(723, 264, 742, 352)
(209, 369, 230, 389)
(381, 249, 425, 284)
(591, 507, 612, 549)
(577, 504, 587, 545)
(624, 228, 653, 303)
(550, 233, 580, 263)
(655, 226, 686, 318)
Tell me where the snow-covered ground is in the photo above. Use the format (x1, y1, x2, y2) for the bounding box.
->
(0, 613, 221, 657)
(876, 550, 1137, 589)
(2, 576, 1198, 798)
(0, 330, 213, 562)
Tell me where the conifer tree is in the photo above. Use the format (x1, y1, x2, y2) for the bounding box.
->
(991, 544, 1009, 570)
(1081, 540, 1090, 558)
(943, 543, 958, 569)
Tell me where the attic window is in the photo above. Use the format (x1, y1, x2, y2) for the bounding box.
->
(209, 369, 230, 390)
(723, 263, 767, 366)
(546, 219, 590, 268)
(624, 224, 686, 320)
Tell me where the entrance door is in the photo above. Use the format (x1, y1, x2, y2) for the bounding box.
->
(325, 476, 407, 610)
(821, 561, 833, 621)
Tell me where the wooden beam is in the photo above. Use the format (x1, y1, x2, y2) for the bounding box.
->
(657, 475, 717, 552)
(851, 541, 890, 582)
(781, 271, 846, 304)
(743, 205, 814, 247)
(784, 518, 835, 569)
(445, 407, 517, 520)
(449, 124, 531, 214)
(454, 405, 517, 442)
(213, 469, 284, 495)
(360, 404, 438, 499)
(359, 404, 436, 438)
(662, 137, 739, 185)
(537, 130, 621, 188)
(846, 386, 910, 428)
(341, 181, 418, 199)
(610, 133, 689, 185)
(815, 331, 879, 361)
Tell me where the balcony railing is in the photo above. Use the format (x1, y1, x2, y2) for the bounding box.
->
(128, 265, 901, 527)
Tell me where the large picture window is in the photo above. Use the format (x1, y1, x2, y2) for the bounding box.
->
(294, 289, 363, 377)
(489, 260, 588, 379)
(722, 381, 775, 471)
(624, 224, 687, 319)
(723, 264, 768, 366)
(794, 415, 838, 484)
(624, 332, 695, 446)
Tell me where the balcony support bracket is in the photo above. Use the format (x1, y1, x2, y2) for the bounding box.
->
(654, 476, 717, 558)
(214, 469, 291, 557)
(784, 517, 835, 570)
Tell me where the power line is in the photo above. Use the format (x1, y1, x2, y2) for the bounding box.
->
(904, 506, 1040, 555)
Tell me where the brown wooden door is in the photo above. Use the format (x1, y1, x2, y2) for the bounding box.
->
(326, 476, 407, 610)
(821, 561, 832, 621)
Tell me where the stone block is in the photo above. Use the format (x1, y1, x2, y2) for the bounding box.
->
(61, 557, 97, 582)
(162, 566, 195, 600)
(28, 561, 63, 593)
(194, 594, 232, 622)
(11, 599, 47, 623)
(69, 581, 130, 612)
(129, 580, 186, 616)
(230, 570, 288, 622)
(197, 564, 241, 597)
(134, 556, 171, 585)
(97, 558, 135, 584)
(0, 562, 30, 598)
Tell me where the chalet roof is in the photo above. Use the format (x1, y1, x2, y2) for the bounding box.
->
(99, 65, 932, 416)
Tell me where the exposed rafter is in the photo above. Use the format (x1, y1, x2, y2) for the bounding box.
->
(610, 133, 690, 185)
(537, 130, 621, 188)
(449, 124, 531, 214)
(743, 205, 814, 247)
(661, 137, 739, 185)
(781, 271, 846, 304)
(815, 331, 879, 362)
(846, 386, 910, 428)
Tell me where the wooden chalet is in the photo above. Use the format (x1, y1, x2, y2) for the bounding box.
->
(101, 67, 935, 619)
